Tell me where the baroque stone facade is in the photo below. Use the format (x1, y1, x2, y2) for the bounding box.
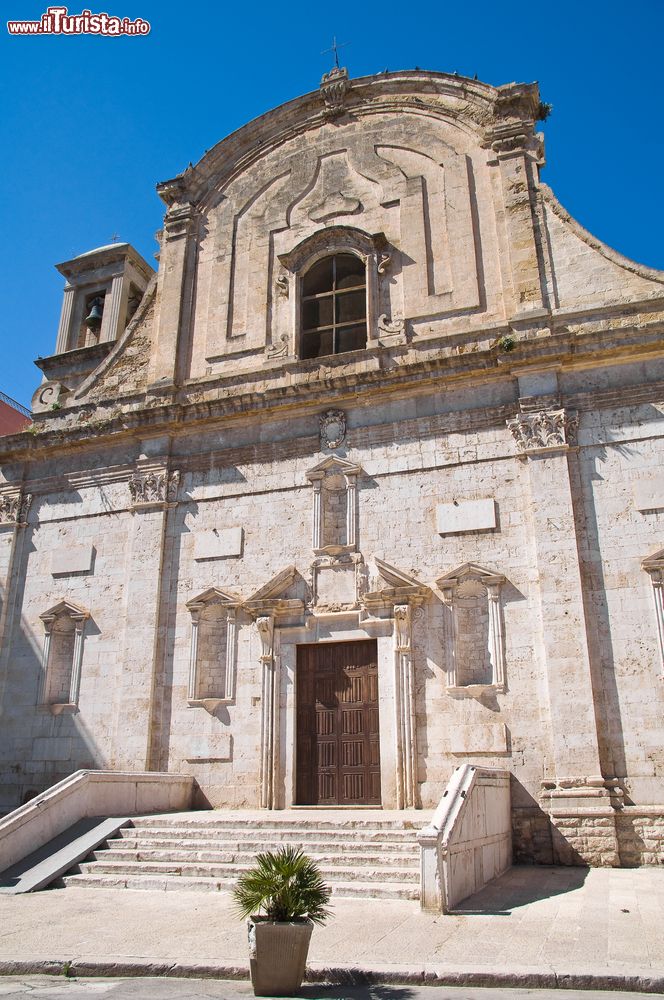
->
(1, 68, 664, 865)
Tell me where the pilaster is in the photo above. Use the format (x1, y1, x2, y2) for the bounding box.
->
(55, 287, 75, 353)
(507, 401, 611, 807)
(491, 135, 545, 313)
(150, 201, 200, 388)
(99, 273, 126, 343)
(112, 453, 179, 770)
(0, 489, 32, 721)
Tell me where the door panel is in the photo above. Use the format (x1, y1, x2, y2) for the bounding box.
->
(296, 639, 380, 806)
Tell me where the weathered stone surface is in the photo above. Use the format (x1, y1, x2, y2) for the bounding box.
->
(436, 499, 497, 535)
(1, 68, 664, 866)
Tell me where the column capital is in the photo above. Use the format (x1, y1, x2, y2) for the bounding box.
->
(128, 468, 179, 509)
(507, 407, 578, 455)
(0, 490, 32, 528)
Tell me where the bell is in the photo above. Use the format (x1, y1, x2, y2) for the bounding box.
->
(84, 297, 104, 331)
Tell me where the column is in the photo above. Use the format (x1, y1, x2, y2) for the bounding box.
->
(68, 612, 89, 704)
(486, 582, 506, 689)
(642, 556, 664, 676)
(345, 473, 358, 550)
(394, 604, 417, 809)
(311, 478, 323, 550)
(257, 616, 276, 808)
(187, 607, 201, 700)
(224, 608, 237, 701)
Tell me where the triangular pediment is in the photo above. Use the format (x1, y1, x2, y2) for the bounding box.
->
(40, 599, 90, 621)
(370, 557, 424, 590)
(362, 556, 430, 612)
(186, 586, 242, 610)
(436, 562, 505, 588)
(642, 548, 664, 572)
(246, 566, 299, 603)
(243, 565, 306, 624)
(306, 455, 362, 480)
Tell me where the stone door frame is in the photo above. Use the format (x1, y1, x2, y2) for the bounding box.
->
(274, 613, 399, 809)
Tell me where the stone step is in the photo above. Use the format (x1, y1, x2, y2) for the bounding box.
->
(94, 846, 419, 868)
(75, 858, 419, 883)
(131, 815, 419, 833)
(114, 834, 420, 856)
(61, 872, 419, 900)
(120, 824, 418, 843)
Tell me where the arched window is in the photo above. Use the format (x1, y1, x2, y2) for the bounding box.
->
(301, 253, 367, 359)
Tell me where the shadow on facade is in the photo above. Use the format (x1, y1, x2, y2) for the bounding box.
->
(510, 776, 587, 867)
(0, 516, 112, 812)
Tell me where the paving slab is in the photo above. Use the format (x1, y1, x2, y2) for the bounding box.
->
(0, 867, 661, 992)
(0, 979, 658, 1000)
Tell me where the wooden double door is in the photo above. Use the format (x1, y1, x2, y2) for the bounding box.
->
(296, 640, 381, 806)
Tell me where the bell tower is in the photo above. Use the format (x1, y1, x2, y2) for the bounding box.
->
(31, 242, 155, 412)
(53, 242, 154, 353)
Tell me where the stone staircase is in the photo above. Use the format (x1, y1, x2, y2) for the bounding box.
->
(62, 809, 422, 901)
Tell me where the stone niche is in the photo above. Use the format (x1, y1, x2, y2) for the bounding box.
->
(186, 588, 240, 712)
(38, 599, 90, 715)
(436, 563, 506, 694)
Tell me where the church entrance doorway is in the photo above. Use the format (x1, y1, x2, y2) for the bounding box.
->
(296, 639, 381, 806)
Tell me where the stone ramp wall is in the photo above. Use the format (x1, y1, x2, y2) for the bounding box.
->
(418, 764, 512, 912)
(0, 769, 195, 873)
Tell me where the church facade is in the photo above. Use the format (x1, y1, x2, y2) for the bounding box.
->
(1, 68, 664, 866)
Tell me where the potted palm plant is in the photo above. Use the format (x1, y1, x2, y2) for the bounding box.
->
(233, 845, 332, 997)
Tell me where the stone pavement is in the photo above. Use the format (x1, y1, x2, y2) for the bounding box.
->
(0, 867, 662, 993)
(0, 980, 658, 1000)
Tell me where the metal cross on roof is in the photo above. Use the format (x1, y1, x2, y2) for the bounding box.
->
(321, 36, 349, 69)
(110, 233, 120, 243)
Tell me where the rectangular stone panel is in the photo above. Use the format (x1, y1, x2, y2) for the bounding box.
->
(446, 723, 508, 755)
(185, 733, 231, 761)
(315, 564, 356, 605)
(436, 498, 496, 535)
(634, 476, 664, 512)
(193, 527, 243, 560)
(51, 544, 94, 576)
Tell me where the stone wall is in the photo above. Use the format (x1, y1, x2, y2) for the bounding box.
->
(1, 70, 664, 861)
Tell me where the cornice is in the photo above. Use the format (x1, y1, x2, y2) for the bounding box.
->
(156, 71, 537, 212)
(3, 319, 664, 464)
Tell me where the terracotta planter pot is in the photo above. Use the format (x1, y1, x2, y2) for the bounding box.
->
(247, 916, 314, 996)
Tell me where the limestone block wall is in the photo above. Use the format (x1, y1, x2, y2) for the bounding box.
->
(2, 349, 664, 863)
(564, 364, 664, 805)
(186, 112, 507, 382)
(138, 375, 552, 810)
(0, 487, 130, 809)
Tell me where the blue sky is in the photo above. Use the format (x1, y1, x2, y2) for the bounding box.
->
(2, 0, 663, 408)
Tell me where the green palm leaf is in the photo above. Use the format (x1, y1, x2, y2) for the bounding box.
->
(233, 846, 332, 925)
